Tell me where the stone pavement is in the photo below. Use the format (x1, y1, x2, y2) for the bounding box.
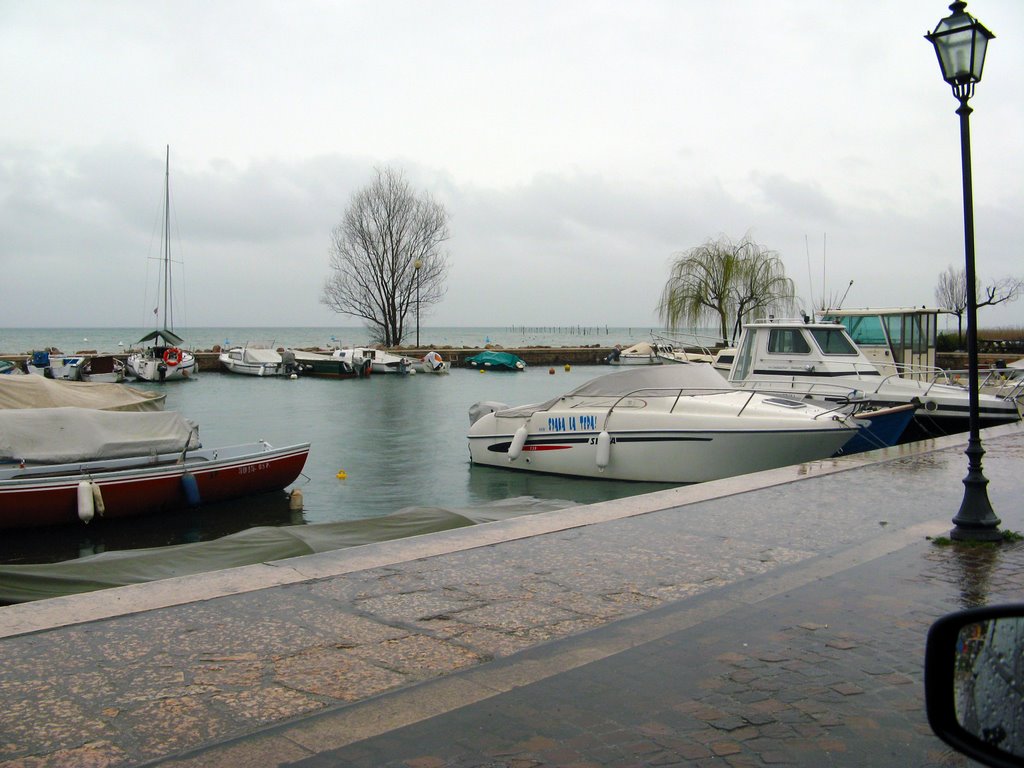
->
(1, 423, 1022, 768)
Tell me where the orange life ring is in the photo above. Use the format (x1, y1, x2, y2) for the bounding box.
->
(163, 347, 182, 366)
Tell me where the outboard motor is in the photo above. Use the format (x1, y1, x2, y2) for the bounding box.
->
(280, 349, 297, 375)
(469, 401, 509, 426)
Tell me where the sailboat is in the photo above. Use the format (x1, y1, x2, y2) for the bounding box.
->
(126, 146, 197, 382)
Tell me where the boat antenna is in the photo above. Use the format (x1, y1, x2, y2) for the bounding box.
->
(805, 235, 815, 311)
(837, 279, 854, 309)
(821, 233, 827, 311)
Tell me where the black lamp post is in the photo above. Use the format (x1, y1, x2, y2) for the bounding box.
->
(414, 258, 422, 348)
(925, 1, 1001, 541)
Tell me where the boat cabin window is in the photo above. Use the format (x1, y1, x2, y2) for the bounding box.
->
(731, 333, 755, 380)
(825, 314, 887, 346)
(809, 328, 858, 355)
(767, 329, 811, 354)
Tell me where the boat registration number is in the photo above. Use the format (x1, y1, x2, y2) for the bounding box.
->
(547, 415, 597, 432)
(238, 462, 271, 475)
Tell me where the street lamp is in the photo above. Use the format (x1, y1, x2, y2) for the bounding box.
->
(414, 258, 422, 348)
(925, 1, 1001, 541)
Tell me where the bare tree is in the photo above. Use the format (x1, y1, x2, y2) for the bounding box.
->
(321, 168, 450, 346)
(935, 265, 969, 346)
(935, 266, 1023, 347)
(658, 234, 795, 345)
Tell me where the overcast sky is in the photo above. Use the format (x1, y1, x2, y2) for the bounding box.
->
(2, 0, 1022, 331)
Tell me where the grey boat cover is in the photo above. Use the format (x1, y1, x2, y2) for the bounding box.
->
(240, 346, 281, 364)
(568, 363, 730, 396)
(0, 407, 200, 464)
(0, 497, 575, 603)
(0, 375, 165, 412)
(494, 363, 732, 418)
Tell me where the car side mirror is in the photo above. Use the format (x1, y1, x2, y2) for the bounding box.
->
(925, 604, 1024, 768)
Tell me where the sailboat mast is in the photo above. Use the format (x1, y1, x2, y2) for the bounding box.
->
(163, 145, 171, 331)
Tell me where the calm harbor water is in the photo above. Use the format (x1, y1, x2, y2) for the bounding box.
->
(0, 360, 680, 566)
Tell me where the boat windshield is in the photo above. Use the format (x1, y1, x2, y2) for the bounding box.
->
(809, 328, 859, 355)
(566, 364, 730, 398)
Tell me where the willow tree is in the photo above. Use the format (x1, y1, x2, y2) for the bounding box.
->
(321, 167, 450, 346)
(658, 234, 795, 345)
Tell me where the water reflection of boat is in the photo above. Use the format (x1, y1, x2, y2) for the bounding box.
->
(0, 490, 302, 567)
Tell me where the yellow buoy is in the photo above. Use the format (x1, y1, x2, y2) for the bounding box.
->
(564, 364, 571, 372)
(336, 469, 348, 479)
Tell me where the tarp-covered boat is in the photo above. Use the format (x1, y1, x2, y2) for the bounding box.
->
(0, 374, 165, 411)
(0, 497, 573, 603)
(466, 351, 526, 371)
(0, 408, 309, 529)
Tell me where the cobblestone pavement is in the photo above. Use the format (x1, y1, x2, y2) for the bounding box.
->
(0, 424, 1021, 768)
(278, 536, 1024, 768)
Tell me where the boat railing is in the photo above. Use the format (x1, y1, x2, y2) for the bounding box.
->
(651, 331, 727, 357)
(596, 384, 848, 423)
(935, 367, 1024, 401)
(731, 375, 862, 399)
(749, 316, 831, 326)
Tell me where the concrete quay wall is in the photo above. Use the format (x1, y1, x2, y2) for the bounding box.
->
(190, 347, 615, 371)
(4, 348, 1013, 372)
(1, 347, 619, 372)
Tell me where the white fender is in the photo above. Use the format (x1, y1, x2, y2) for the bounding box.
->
(595, 430, 611, 469)
(91, 482, 106, 516)
(508, 426, 529, 461)
(77, 480, 95, 523)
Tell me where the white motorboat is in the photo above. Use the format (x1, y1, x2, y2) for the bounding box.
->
(727, 317, 1021, 438)
(468, 364, 860, 483)
(412, 351, 451, 374)
(606, 341, 671, 365)
(219, 344, 296, 377)
(79, 355, 126, 383)
(24, 351, 83, 380)
(289, 349, 371, 379)
(607, 341, 713, 367)
(126, 147, 197, 383)
(333, 347, 413, 375)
